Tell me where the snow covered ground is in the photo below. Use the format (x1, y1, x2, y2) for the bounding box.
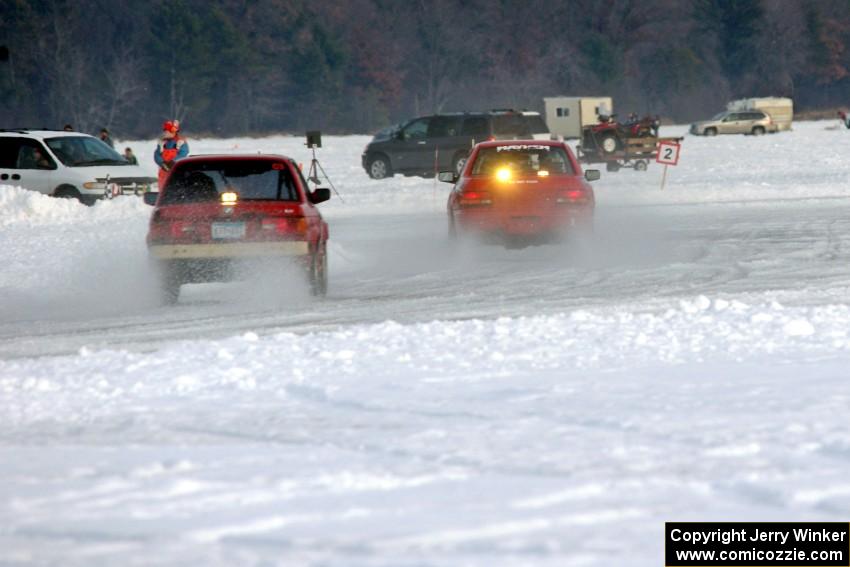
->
(2, 122, 850, 566)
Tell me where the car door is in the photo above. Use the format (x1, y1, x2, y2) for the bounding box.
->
(390, 117, 432, 173)
(425, 116, 464, 171)
(746, 112, 765, 132)
(719, 113, 744, 134)
(0, 137, 56, 194)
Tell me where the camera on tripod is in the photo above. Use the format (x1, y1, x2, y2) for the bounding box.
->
(304, 130, 342, 202)
(306, 130, 322, 149)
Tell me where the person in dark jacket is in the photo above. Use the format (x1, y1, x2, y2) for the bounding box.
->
(154, 120, 189, 186)
(123, 147, 138, 165)
(99, 128, 114, 148)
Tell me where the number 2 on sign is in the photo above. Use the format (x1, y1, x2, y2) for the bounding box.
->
(656, 141, 681, 191)
(656, 141, 680, 166)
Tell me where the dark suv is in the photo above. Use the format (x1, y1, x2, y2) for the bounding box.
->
(362, 110, 550, 179)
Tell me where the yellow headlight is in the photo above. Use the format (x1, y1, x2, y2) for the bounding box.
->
(537, 170, 549, 177)
(220, 191, 238, 204)
(495, 167, 512, 182)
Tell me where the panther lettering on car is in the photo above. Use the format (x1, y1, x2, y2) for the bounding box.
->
(496, 145, 551, 152)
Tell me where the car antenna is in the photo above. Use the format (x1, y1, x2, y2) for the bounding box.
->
(305, 131, 344, 202)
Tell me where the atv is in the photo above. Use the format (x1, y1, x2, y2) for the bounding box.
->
(581, 114, 659, 155)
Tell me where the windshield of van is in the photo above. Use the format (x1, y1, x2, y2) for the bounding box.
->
(372, 123, 401, 142)
(161, 161, 298, 204)
(711, 112, 728, 121)
(45, 136, 128, 167)
(472, 145, 574, 176)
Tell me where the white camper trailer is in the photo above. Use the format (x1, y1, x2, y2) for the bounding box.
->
(727, 97, 793, 131)
(544, 96, 613, 139)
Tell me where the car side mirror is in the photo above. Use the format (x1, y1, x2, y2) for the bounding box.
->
(438, 171, 458, 183)
(310, 187, 331, 204)
(584, 169, 600, 182)
(143, 192, 159, 206)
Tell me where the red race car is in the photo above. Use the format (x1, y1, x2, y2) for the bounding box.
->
(443, 140, 599, 246)
(145, 154, 330, 303)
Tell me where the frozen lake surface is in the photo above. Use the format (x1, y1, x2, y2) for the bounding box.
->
(2, 122, 850, 566)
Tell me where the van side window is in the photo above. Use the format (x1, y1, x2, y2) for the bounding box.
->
(460, 116, 488, 137)
(0, 138, 55, 170)
(402, 118, 430, 140)
(16, 139, 55, 170)
(0, 138, 20, 168)
(427, 116, 461, 137)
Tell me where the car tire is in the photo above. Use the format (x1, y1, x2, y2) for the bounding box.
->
(752, 126, 765, 136)
(704, 127, 717, 137)
(599, 133, 620, 154)
(309, 242, 328, 297)
(53, 185, 83, 202)
(451, 152, 468, 176)
(634, 160, 648, 172)
(367, 155, 392, 180)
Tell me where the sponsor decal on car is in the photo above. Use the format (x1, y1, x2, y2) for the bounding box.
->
(496, 145, 551, 152)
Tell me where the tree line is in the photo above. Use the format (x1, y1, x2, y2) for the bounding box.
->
(1, 0, 849, 138)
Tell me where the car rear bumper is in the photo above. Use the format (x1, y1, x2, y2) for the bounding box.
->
(150, 242, 313, 284)
(455, 208, 592, 236)
(149, 241, 310, 260)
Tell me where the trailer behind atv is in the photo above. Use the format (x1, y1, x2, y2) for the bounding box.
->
(577, 135, 684, 172)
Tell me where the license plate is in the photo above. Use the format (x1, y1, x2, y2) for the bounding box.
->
(211, 222, 246, 240)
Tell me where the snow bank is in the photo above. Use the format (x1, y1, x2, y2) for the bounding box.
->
(0, 183, 150, 227)
(2, 296, 847, 405)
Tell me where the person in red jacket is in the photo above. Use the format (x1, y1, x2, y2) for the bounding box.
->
(154, 120, 189, 186)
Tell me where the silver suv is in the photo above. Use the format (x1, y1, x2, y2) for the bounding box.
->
(690, 110, 778, 136)
(0, 129, 157, 204)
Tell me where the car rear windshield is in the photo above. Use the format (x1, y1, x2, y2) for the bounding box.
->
(472, 145, 574, 176)
(161, 161, 298, 204)
(492, 114, 549, 136)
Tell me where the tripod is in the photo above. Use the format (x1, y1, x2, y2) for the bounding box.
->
(306, 146, 343, 202)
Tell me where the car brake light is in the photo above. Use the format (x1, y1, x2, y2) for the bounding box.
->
(260, 217, 308, 235)
(557, 189, 588, 204)
(458, 192, 493, 206)
(170, 220, 197, 238)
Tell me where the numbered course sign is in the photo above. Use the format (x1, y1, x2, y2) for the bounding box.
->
(656, 141, 681, 166)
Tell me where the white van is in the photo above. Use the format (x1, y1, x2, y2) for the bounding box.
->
(0, 129, 156, 204)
